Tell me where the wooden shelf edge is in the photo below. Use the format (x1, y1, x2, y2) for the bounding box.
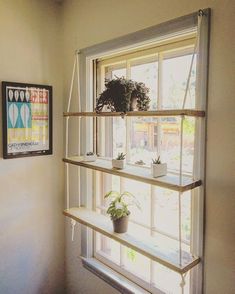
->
(63, 157, 202, 192)
(63, 207, 200, 274)
(63, 109, 205, 118)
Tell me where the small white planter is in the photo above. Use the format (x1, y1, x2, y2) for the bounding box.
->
(112, 159, 126, 169)
(83, 154, 97, 162)
(151, 163, 167, 178)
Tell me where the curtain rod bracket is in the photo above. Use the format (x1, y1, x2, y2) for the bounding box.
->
(75, 49, 81, 55)
(198, 9, 206, 17)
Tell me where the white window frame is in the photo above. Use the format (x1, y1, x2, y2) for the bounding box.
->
(77, 9, 210, 294)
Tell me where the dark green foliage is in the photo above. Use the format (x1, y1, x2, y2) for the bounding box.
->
(96, 77, 150, 113)
(116, 152, 126, 160)
(152, 156, 161, 164)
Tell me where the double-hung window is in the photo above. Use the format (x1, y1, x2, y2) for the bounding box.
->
(94, 36, 196, 294)
(65, 9, 209, 294)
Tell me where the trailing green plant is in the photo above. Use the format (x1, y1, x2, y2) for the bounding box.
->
(116, 152, 126, 160)
(105, 191, 140, 221)
(95, 76, 150, 113)
(152, 156, 161, 164)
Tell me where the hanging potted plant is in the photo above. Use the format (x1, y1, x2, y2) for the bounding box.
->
(112, 152, 126, 169)
(95, 77, 150, 113)
(105, 191, 140, 233)
(151, 156, 167, 177)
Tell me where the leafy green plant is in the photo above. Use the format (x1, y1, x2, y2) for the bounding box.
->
(126, 248, 137, 262)
(152, 156, 161, 164)
(95, 76, 150, 113)
(116, 152, 126, 160)
(105, 191, 140, 221)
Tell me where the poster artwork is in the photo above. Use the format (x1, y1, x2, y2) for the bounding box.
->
(2, 82, 52, 158)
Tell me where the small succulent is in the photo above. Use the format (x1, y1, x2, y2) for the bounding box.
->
(135, 160, 146, 165)
(116, 152, 126, 160)
(86, 152, 94, 156)
(152, 156, 161, 164)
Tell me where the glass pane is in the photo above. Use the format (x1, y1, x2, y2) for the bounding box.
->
(113, 117, 126, 156)
(131, 60, 158, 110)
(122, 179, 151, 227)
(162, 52, 196, 109)
(111, 68, 126, 79)
(95, 233, 120, 265)
(153, 263, 190, 294)
(153, 187, 191, 243)
(122, 245, 151, 282)
(122, 223, 151, 282)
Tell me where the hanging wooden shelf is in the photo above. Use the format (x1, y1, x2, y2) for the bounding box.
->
(63, 109, 205, 118)
(63, 207, 200, 274)
(63, 157, 201, 192)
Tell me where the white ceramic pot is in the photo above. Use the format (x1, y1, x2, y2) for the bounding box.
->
(83, 154, 97, 162)
(151, 163, 167, 177)
(112, 159, 126, 169)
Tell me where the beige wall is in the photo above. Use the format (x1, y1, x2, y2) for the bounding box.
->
(0, 1, 65, 293)
(62, 0, 235, 294)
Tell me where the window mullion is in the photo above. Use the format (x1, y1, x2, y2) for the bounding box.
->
(150, 185, 155, 286)
(157, 53, 163, 157)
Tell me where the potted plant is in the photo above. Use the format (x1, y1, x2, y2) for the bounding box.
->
(151, 156, 167, 178)
(112, 152, 126, 169)
(105, 191, 140, 233)
(95, 77, 150, 113)
(84, 151, 97, 162)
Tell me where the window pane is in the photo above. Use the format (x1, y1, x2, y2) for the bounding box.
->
(153, 187, 191, 243)
(153, 263, 190, 294)
(113, 117, 126, 156)
(162, 52, 196, 109)
(95, 233, 121, 265)
(122, 179, 151, 227)
(122, 244, 151, 282)
(111, 67, 126, 79)
(131, 60, 158, 110)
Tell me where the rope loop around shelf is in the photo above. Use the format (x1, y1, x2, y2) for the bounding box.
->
(71, 219, 77, 241)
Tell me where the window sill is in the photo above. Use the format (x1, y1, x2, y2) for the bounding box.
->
(81, 257, 150, 294)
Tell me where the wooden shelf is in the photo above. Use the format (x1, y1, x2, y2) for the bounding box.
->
(63, 157, 201, 192)
(63, 109, 205, 118)
(64, 207, 200, 274)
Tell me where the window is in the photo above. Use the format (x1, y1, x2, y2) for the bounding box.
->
(67, 9, 209, 294)
(93, 37, 196, 293)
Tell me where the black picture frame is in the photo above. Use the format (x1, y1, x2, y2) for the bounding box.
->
(2, 81, 53, 159)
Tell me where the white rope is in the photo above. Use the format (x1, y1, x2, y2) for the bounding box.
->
(76, 52, 82, 208)
(71, 219, 77, 241)
(182, 12, 203, 109)
(76, 51, 81, 112)
(179, 115, 184, 267)
(65, 56, 77, 211)
(179, 115, 184, 185)
(180, 273, 187, 294)
(178, 191, 182, 266)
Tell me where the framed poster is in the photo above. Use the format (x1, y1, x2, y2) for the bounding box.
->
(2, 81, 52, 159)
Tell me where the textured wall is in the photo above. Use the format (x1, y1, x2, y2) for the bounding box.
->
(61, 1, 235, 293)
(0, 1, 65, 293)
